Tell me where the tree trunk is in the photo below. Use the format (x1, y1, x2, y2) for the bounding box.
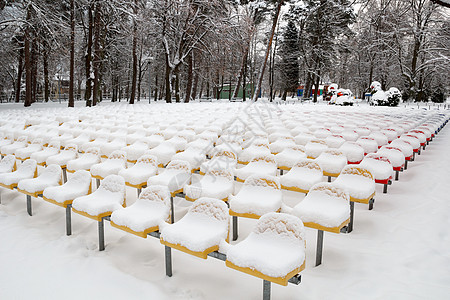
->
(43, 47, 49, 102)
(85, 4, 93, 106)
(252, 1, 283, 102)
(184, 54, 193, 103)
(175, 70, 180, 103)
(24, 3, 32, 107)
(154, 73, 158, 101)
(164, 52, 172, 103)
(92, 0, 101, 106)
(313, 70, 320, 102)
(192, 72, 199, 102)
(232, 47, 248, 99)
(31, 38, 38, 103)
(129, 0, 138, 104)
(15, 47, 23, 103)
(68, 0, 75, 107)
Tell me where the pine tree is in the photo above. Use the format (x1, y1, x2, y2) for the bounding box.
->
(279, 19, 299, 100)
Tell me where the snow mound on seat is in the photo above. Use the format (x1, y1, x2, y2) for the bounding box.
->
(18, 164, 61, 193)
(43, 170, 91, 203)
(226, 213, 305, 278)
(160, 197, 229, 252)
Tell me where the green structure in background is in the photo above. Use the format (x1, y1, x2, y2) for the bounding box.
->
(219, 83, 255, 100)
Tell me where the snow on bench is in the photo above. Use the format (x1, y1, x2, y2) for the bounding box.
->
(90, 150, 127, 181)
(359, 153, 393, 193)
(15, 138, 43, 161)
(30, 140, 60, 166)
(305, 139, 328, 159)
(235, 154, 277, 182)
(184, 169, 234, 202)
(275, 145, 306, 173)
(66, 147, 101, 173)
(110, 185, 171, 238)
(1, 135, 27, 156)
(315, 149, 348, 180)
(280, 159, 323, 194)
(200, 149, 237, 175)
(147, 160, 191, 197)
(293, 182, 350, 266)
(118, 154, 158, 191)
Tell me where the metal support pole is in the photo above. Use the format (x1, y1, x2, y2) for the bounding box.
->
(383, 183, 388, 194)
(98, 217, 105, 251)
(263, 280, 271, 300)
(316, 230, 324, 266)
(66, 204, 72, 236)
(369, 198, 374, 210)
(279, 169, 284, 175)
(0, 192, 2, 204)
(27, 195, 32, 216)
(62, 168, 67, 183)
(232, 216, 238, 241)
(404, 160, 408, 170)
(165, 246, 172, 277)
(348, 201, 354, 233)
(137, 188, 141, 197)
(327, 176, 331, 183)
(170, 196, 174, 224)
(395, 170, 399, 181)
(96, 178, 100, 189)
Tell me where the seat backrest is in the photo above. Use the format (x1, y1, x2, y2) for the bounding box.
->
(31, 138, 43, 145)
(166, 159, 191, 172)
(136, 154, 158, 167)
(17, 159, 37, 175)
(207, 169, 234, 181)
(363, 153, 392, 165)
(138, 185, 170, 209)
(254, 212, 305, 244)
(48, 140, 61, 149)
(287, 145, 306, 154)
(340, 165, 373, 180)
(244, 174, 280, 190)
(0, 155, 16, 171)
(214, 149, 237, 161)
(293, 159, 322, 172)
(250, 154, 276, 165)
(100, 174, 125, 199)
(189, 197, 229, 223)
(64, 144, 78, 153)
(17, 136, 28, 143)
(85, 147, 100, 156)
(40, 164, 62, 181)
(308, 182, 349, 202)
(108, 150, 127, 161)
(67, 170, 92, 189)
(320, 149, 346, 158)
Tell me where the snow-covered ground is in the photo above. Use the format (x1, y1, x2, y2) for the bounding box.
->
(0, 102, 449, 300)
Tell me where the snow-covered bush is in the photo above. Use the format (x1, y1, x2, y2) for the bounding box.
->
(369, 81, 401, 107)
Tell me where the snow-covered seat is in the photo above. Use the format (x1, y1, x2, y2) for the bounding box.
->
(46, 144, 78, 169)
(0, 133, 14, 148)
(269, 137, 295, 154)
(43, 170, 92, 208)
(147, 160, 191, 196)
(68, 133, 91, 149)
(305, 139, 328, 159)
(0, 159, 37, 190)
(390, 139, 414, 169)
(66, 147, 101, 173)
(339, 141, 364, 164)
(80, 135, 109, 153)
(0, 155, 16, 174)
(333, 166, 375, 206)
(53, 132, 74, 148)
(225, 212, 306, 286)
(368, 131, 388, 148)
(238, 143, 271, 165)
(341, 129, 359, 142)
(294, 132, 315, 146)
(356, 136, 378, 155)
(171, 146, 207, 172)
(122, 141, 149, 163)
(1, 135, 27, 156)
(72, 174, 126, 221)
(143, 133, 165, 148)
(359, 153, 393, 193)
(377, 146, 405, 180)
(325, 134, 346, 149)
(30, 140, 60, 166)
(100, 137, 126, 158)
(72, 174, 126, 250)
(280, 159, 323, 193)
(408, 130, 427, 149)
(126, 129, 147, 145)
(184, 169, 234, 202)
(15, 138, 43, 160)
(293, 182, 350, 266)
(399, 134, 421, 155)
(110, 185, 171, 238)
(160, 197, 229, 259)
(166, 135, 189, 152)
(200, 149, 237, 175)
(90, 150, 127, 180)
(17, 164, 62, 197)
(118, 154, 158, 189)
(235, 154, 277, 182)
(275, 145, 306, 172)
(146, 142, 177, 167)
(315, 149, 347, 179)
